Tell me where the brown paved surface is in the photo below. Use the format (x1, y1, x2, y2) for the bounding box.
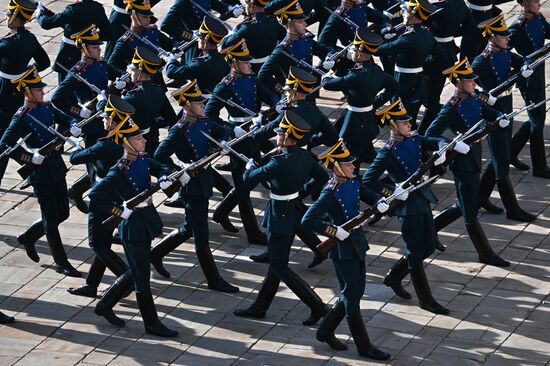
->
(0, 1, 549, 365)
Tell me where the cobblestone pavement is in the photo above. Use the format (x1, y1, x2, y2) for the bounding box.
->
(1, 1, 549, 365)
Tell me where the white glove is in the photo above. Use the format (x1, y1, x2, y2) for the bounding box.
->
(521, 64, 533, 78)
(376, 198, 389, 213)
(70, 125, 82, 138)
(178, 172, 191, 186)
(233, 125, 246, 138)
(245, 158, 256, 170)
(381, 26, 397, 40)
(334, 226, 350, 241)
(120, 203, 133, 220)
(498, 115, 510, 128)
(275, 102, 285, 114)
(434, 152, 446, 166)
(114, 78, 126, 90)
(73, 141, 83, 151)
(31, 152, 45, 165)
(346, 49, 354, 60)
(231, 4, 244, 17)
(159, 176, 172, 190)
(37, 2, 46, 14)
(322, 58, 335, 70)
(252, 115, 263, 128)
(321, 73, 334, 84)
(161, 53, 178, 64)
(68, 137, 80, 148)
(79, 106, 93, 119)
(219, 140, 229, 156)
(486, 93, 497, 106)
(98, 90, 108, 102)
(393, 185, 409, 201)
(453, 140, 470, 154)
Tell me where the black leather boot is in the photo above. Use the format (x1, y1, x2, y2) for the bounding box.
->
(212, 169, 233, 197)
(465, 221, 510, 267)
(383, 256, 411, 299)
(136, 291, 178, 338)
(497, 177, 536, 222)
(212, 188, 239, 233)
(478, 164, 503, 214)
(68, 174, 91, 214)
(196, 246, 239, 293)
(285, 275, 327, 325)
(249, 250, 270, 263)
(434, 204, 462, 232)
(17, 219, 44, 263)
(316, 300, 348, 350)
(94, 276, 133, 326)
(510, 122, 530, 171)
(238, 197, 267, 245)
(150, 230, 192, 278)
(0, 311, 14, 324)
(234, 276, 280, 319)
(410, 266, 449, 315)
(214, 161, 232, 172)
(163, 197, 185, 208)
(530, 133, 550, 179)
(296, 224, 327, 269)
(347, 313, 391, 360)
(68, 257, 105, 297)
(0, 156, 9, 187)
(46, 229, 82, 277)
(435, 240, 446, 252)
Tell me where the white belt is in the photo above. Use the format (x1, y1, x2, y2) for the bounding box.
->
(347, 104, 373, 112)
(500, 89, 513, 97)
(434, 36, 454, 43)
(466, 2, 492, 11)
(270, 192, 299, 201)
(141, 127, 151, 134)
(229, 116, 253, 123)
(112, 4, 128, 14)
(395, 66, 423, 74)
(62, 36, 75, 45)
(134, 198, 153, 208)
(250, 56, 269, 64)
(0, 70, 28, 80)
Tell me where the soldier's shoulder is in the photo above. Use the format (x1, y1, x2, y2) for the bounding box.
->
(14, 106, 31, 118)
(120, 31, 135, 42)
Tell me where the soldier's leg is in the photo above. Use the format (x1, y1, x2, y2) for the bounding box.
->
(478, 163, 502, 214)
(454, 171, 510, 267)
(522, 88, 549, 178)
(188, 197, 238, 293)
(212, 188, 240, 233)
(510, 121, 531, 171)
(17, 219, 44, 263)
(150, 222, 193, 279)
(68, 173, 91, 214)
(295, 202, 326, 269)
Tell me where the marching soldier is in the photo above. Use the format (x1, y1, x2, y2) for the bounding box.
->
(88, 117, 178, 338)
(36, 0, 111, 82)
(51, 24, 124, 213)
(302, 139, 391, 360)
(425, 58, 511, 268)
(419, 0, 477, 133)
(163, 16, 229, 91)
(108, 0, 175, 86)
(248, 66, 338, 267)
(0, 67, 81, 277)
(149, 80, 239, 293)
(233, 111, 329, 325)
(205, 35, 279, 245)
(363, 100, 454, 315)
(122, 47, 178, 154)
(472, 15, 536, 222)
(0, 0, 50, 186)
(258, 0, 332, 98)
(509, 0, 550, 178)
(375, 0, 449, 126)
(104, 0, 161, 60)
(322, 28, 399, 169)
(67, 95, 132, 298)
(160, 0, 242, 42)
(232, 0, 286, 74)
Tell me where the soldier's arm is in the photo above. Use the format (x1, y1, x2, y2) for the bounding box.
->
(257, 48, 285, 96)
(243, 158, 282, 189)
(159, 30, 176, 52)
(69, 142, 103, 165)
(165, 59, 201, 81)
(36, 7, 70, 29)
(365, 6, 391, 27)
(471, 56, 491, 90)
(257, 74, 280, 107)
(421, 136, 447, 152)
(156, 95, 178, 128)
(0, 117, 33, 165)
(511, 51, 525, 73)
(211, 0, 232, 15)
(322, 72, 356, 92)
(160, 0, 193, 40)
(32, 38, 51, 72)
(302, 159, 329, 197)
(375, 36, 412, 56)
(428, 39, 453, 72)
(481, 103, 503, 122)
(54, 107, 76, 131)
(374, 70, 400, 108)
(153, 127, 181, 168)
(425, 103, 453, 137)
(204, 83, 228, 125)
(150, 158, 174, 178)
(309, 112, 338, 147)
(317, 15, 341, 49)
(107, 62, 124, 80)
(361, 150, 390, 197)
(51, 74, 81, 118)
(107, 40, 131, 74)
(95, 3, 113, 41)
(301, 190, 336, 235)
(88, 168, 125, 216)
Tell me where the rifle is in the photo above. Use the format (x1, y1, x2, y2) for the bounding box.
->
(316, 174, 438, 255)
(280, 50, 326, 76)
(17, 111, 102, 180)
(203, 89, 256, 117)
(190, 0, 233, 31)
(201, 131, 252, 164)
(489, 52, 550, 97)
(0, 133, 32, 159)
(123, 25, 169, 57)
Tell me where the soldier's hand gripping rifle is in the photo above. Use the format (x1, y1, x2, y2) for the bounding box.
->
(316, 174, 439, 255)
(17, 111, 102, 179)
(280, 50, 327, 77)
(123, 25, 171, 57)
(0, 133, 32, 160)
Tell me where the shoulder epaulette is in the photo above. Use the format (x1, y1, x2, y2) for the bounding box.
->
(409, 130, 419, 137)
(481, 47, 495, 59)
(303, 32, 315, 39)
(450, 95, 463, 107)
(116, 157, 132, 170)
(384, 139, 398, 150)
(325, 179, 340, 191)
(72, 60, 89, 73)
(121, 31, 134, 42)
(14, 107, 31, 118)
(222, 74, 236, 85)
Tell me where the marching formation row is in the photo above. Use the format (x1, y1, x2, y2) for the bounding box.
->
(0, 0, 548, 360)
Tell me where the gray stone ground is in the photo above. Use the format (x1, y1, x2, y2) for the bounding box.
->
(1, 1, 549, 365)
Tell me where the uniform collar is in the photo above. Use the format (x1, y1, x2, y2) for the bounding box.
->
(81, 56, 99, 64)
(520, 10, 536, 20)
(454, 90, 472, 99)
(23, 100, 39, 109)
(333, 174, 353, 184)
(184, 113, 198, 123)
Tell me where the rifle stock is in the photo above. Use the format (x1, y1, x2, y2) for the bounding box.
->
(17, 131, 68, 180)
